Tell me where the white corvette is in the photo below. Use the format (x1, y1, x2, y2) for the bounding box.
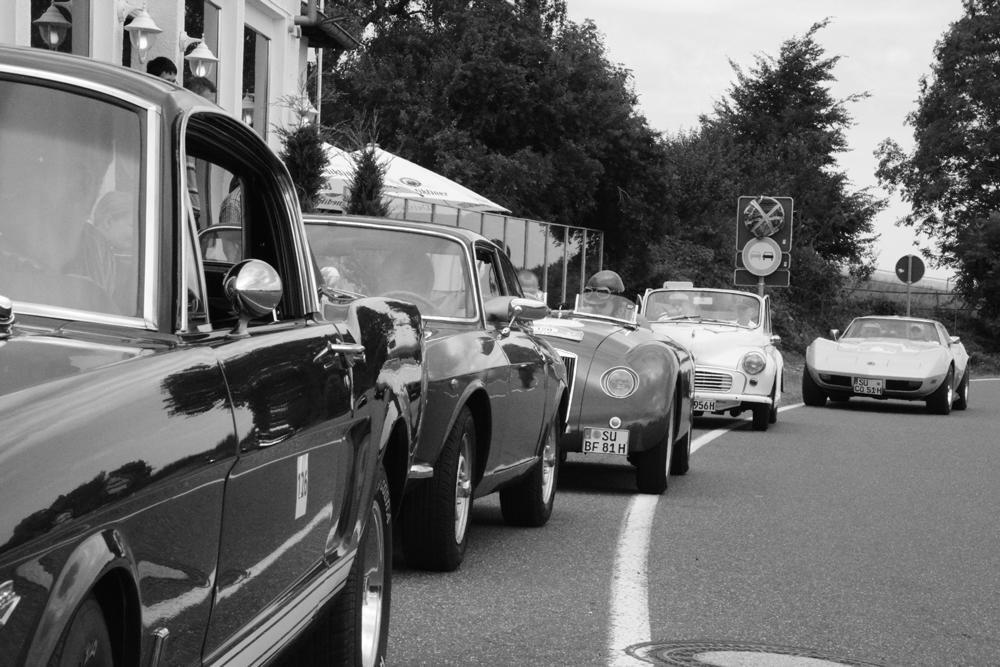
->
(803, 315, 970, 414)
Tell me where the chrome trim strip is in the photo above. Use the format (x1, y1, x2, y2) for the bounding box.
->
(408, 463, 434, 478)
(0, 580, 21, 627)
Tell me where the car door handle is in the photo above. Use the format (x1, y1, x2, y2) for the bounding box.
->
(314, 340, 366, 367)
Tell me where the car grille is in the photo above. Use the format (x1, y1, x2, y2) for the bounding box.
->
(695, 370, 732, 392)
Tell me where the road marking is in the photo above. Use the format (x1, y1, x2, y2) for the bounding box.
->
(608, 493, 656, 666)
(607, 402, 805, 665)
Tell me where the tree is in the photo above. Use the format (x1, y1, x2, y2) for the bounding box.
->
(275, 89, 328, 213)
(876, 0, 1000, 318)
(695, 20, 883, 308)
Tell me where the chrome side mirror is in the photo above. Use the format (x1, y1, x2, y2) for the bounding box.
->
(224, 259, 282, 338)
(830, 329, 840, 340)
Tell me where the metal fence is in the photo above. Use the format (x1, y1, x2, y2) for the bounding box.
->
(384, 198, 604, 306)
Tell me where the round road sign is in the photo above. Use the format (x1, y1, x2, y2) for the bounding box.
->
(741, 237, 783, 276)
(742, 196, 786, 238)
(895, 254, 925, 284)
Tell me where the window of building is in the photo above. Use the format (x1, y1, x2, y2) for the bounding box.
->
(184, 0, 221, 89)
(242, 25, 270, 138)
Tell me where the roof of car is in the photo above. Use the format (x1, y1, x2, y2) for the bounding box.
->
(304, 213, 492, 246)
(1, 44, 215, 114)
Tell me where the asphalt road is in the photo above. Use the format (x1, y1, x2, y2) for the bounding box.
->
(387, 378, 1000, 666)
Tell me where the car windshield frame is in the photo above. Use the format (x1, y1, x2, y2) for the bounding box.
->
(570, 293, 639, 325)
(842, 317, 942, 344)
(644, 289, 761, 329)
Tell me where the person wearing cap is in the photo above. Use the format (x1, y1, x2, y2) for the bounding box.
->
(581, 269, 631, 318)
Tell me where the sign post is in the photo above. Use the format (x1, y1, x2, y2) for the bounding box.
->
(734, 196, 794, 293)
(895, 254, 925, 316)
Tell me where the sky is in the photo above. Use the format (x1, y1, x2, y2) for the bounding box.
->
(563, 0, 967, 281)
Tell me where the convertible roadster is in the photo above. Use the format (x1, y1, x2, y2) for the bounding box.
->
(640, 284, 784, 431)
(803, 315, 970, 414)
(533, 291, 695, 494)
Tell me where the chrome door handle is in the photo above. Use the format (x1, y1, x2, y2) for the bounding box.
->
(314, 340, 366, 367)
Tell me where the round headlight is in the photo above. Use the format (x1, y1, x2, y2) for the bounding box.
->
(601, 367, 639, 398)
(742, 351, 766, 375)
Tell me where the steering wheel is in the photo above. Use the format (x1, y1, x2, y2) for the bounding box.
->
(380, 290, 436, 314)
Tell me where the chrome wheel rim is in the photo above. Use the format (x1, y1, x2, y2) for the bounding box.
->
(359, 501, 385, 667)
(540, 428, 557, 503)
(454, 433, 472, 544)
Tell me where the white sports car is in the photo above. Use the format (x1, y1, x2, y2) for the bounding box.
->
(803, 315, 970, 414)
(640, 284, 784, 431)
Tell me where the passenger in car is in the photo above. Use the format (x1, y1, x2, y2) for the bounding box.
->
(66, 190, 138, 314)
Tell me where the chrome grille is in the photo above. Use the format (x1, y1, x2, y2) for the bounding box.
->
(695, 369, 732, 392)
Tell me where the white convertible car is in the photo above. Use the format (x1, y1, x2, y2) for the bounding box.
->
(640, 284, 783, 431)
(803, 315, 970, 414)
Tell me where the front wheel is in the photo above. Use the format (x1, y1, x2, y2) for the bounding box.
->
(926, 368, 954, 415)
(636, 409, 675, 494)
(802, 369, 827, 407)
(953, 369, 970, 410)
(669, 403, 691, 476)
(51, 595, 114, 667)
(500, 411, 559, 526)
(329, 466, 391, 666)
(402, 406, 475, 571)
(751, 403, 770, 431)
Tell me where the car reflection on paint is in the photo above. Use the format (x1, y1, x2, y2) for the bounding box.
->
(532, 292, 696, 494)
(305, 215, 569, 572)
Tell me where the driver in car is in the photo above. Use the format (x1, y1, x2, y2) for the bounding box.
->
(581, 270, 634, 319)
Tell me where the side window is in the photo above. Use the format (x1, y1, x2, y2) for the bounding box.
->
(496, 251, 523, 297)
(475, 245, 503, 300)
(183, 114, 299, 330)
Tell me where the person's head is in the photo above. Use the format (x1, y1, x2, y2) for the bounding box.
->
(185, 76, 217, 103)
(146, 56, 177, 83)
(583, 270, 625, 314)
(93, 191, 135, 252)
(736, 300, 759, 325)
(518, 269, 541, 299)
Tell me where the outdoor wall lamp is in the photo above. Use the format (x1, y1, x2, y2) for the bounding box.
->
(123, 9, 161, 63)
(242, 93, 255, 125)
(180, 32, 219, 79)
(33, 2, 71, 50)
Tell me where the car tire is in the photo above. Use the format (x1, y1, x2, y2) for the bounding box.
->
(329, 466, 391, 667)
(500, 411, 559, 526)
(926, 368, 954, 415)
(669, 403, 692, 476)
(751, 403, 770, 431)
(635, 407, 675, 494)
(954, 369, 970, 410)
(51, 595, 114, 667)
(768, 380, 779, 424)
(828, 392, 850, 402)
(402, 406, 475, 571)
(801, 368, 827, 407)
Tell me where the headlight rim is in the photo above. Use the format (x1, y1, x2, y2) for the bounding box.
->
(600, 366, 640, 399)
(741, 351, 767, 375)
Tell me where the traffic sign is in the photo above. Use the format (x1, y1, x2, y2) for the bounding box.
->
(734, 268, 790, 287)
(735, 250, 790, 272)
(736, 196, 794, 252)
(895, 254, 925, 284)
(740, 237, 782, 276)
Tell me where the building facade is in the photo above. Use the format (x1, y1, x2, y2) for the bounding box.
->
(4, 0, 355, 153)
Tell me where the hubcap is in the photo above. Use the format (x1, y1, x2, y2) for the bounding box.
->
(454, 433, 472, 544)
(359, 501, 385, 667)
(540, 429, 557, 503)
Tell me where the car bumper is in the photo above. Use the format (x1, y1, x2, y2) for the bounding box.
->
(810, 368, 947, 400)
(693, 366, 774, 413)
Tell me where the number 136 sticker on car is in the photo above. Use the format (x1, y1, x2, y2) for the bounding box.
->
(582, 427, 630, 455)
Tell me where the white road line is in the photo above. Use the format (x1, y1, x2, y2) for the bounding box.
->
(608, 493, 657, 666)
(607, 402, 805, 665)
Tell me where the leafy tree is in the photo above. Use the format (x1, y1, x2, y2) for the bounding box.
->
(876, 0, 1000, 319)
(692, 20, 883, 308)
(275, 90, 328, 212)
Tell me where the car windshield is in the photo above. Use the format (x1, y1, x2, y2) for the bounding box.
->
(842, 318, 940, 343)
(644, 290, 760, 328)
(0, 78, 145, 318)
(307, 224, 474, 319)
(571, 292, 639, 325)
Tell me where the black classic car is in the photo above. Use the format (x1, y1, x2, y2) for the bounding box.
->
(303, 216, 569, 571)
(0, 46, 425, 666)
(533, 291, 695, 494)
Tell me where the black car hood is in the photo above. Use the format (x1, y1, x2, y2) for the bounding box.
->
(0, 325, 146, 399)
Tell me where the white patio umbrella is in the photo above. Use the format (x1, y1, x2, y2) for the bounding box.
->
(315, 143, 510, 214)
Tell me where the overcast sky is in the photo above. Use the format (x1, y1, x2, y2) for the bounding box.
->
(564, 0, 966, 280)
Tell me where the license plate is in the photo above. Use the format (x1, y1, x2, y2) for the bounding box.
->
(852, 377, 884, 395)
(693, 399, 716, 412)
(582, 427, 629, 455)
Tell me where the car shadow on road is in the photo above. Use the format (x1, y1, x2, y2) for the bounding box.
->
(813, 398, 933, 415)
(556, 456, 644, 495)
